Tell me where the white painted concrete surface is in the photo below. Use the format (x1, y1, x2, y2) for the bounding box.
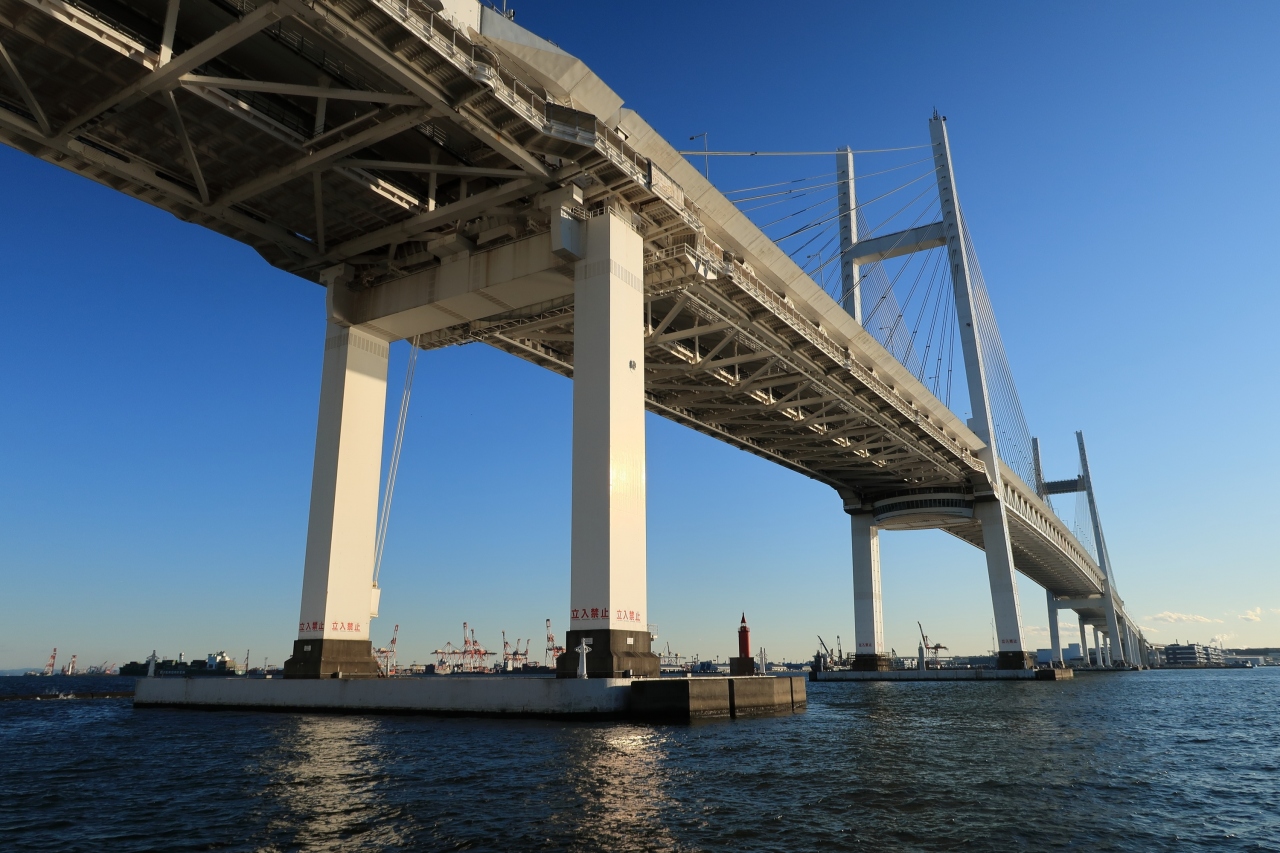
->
(134, 677, 633, 715)
(569, 210, 647, 633)
(813, 670, 1039, 681)
(848, 510, 884, 657)
(297, 322, 390, 643)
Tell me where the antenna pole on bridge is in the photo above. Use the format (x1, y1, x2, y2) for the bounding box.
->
(930, 115, 1031, 670)
(836, 146, 862, 324)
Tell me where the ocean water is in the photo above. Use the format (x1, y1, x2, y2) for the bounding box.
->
(1, 669, 1277, 852)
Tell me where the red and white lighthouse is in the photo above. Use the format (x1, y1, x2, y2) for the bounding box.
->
(731, 613, 756, 675)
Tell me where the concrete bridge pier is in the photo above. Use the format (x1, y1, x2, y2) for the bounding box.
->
(1046, 589, 1063, 666)
(555, 208, 658, 679)
(284, 320, 391, 678)
(1104, 593, 1125, 666)
(843, 500, 889, 671)
(975, 498, 1033, 669)
(1078, 617, 1089, 665)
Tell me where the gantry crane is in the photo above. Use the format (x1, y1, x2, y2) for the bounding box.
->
(374, 624, 399, 676)
(545, 618, 565, 668)
(918, 622, 948, 666)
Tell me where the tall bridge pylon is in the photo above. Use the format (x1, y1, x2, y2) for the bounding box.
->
(832, 117, 1145, 668)
(831, 115, 1033, 668)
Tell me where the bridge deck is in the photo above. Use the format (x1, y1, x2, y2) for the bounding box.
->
(0, 0, 1133, 626)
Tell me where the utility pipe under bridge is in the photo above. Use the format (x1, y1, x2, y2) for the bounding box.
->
(0, 0, 1145, 674)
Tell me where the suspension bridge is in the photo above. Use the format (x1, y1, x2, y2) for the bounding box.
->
(0, 0, 1146, 678)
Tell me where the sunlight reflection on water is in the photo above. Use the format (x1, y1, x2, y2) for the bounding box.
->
(1, 671, 1278, 852)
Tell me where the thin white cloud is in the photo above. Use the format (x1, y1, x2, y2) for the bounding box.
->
(1024, 625, 1050, 635)
(1240, 608, 1262, 622)
(1139, 625, 1160, 634)
(1211, 633, 1233, 647)
(1148, 611, 1224, 624)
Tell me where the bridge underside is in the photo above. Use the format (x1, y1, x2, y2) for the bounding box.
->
(0, 0, 1141, 662)
(401, 239, 1109, 604)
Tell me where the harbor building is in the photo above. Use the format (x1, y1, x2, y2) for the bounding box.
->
(1162, 643, 1225, 667)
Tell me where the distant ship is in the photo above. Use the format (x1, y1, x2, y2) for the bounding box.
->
(119, 651, 241, 677)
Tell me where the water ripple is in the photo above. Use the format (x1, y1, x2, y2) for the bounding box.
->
(1, 670, 1278, 851)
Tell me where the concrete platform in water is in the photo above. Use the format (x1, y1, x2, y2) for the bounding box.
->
(133, 675, 805, 720)
(812, 668, 1073, 682)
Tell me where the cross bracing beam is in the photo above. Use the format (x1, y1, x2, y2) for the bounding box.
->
(1052, 597, 1107, 611)
(174, 85, 424, 213)
(762, 429, 890, 453)
(58, 0, 288, 137)
(644, 397, 850, 489)
(324, 178, 538, 262)
(709, 265, 979, 475)
(10, 0, 160, 69)
(178, 75, 422, 105)
(652, 373, 805, 403)
(848, 221, 946, 265)
(694, 329, 739, 365)
(647, 282, 970, 483)
(215, 106, 432, 207)
(0, 38, 50, 135)
(644, 349, 770, 375)
(163, 90, 208, 204)
(0, 109, 319, 261)
(1044, 477, 1085, 495)
(646, 321, 735, 346)
(288, 2, 551, 178)
(731, 412, 871, 437)
(338, 160, 530, 179)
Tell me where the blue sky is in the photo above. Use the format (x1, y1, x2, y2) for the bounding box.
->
(2, 1, 1278, 669)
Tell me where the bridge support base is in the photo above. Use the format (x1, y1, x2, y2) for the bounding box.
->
(997, 651, 1036, 670)
(850, 654, 891, 671)
(556, 628, 658, 678)
(283, 639, 381, 679)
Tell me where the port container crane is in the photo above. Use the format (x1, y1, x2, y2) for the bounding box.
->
(374, 625, 399, 676)
(918, 622, 947, 664)
(41, 648, 56, 676)
(545, 619, 565, 668)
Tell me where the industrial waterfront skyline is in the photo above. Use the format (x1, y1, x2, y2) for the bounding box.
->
(3, 1, 1279, 670)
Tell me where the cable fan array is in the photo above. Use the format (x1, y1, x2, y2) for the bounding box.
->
(713, 142, 1046, 505)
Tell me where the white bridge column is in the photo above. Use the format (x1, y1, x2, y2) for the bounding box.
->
(975, 498, 1030, 667)
(1078, 616, 1089, 666)
(284, 320, 389, 678)
(556, 208, 657, 678)
(845, 503, 887, 670)
(1046, 590, 1062, 666)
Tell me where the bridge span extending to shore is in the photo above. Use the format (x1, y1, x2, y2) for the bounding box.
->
(0, 0, 1146, 675)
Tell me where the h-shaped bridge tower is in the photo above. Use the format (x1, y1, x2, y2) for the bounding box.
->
(0, 0, 1145, 675)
